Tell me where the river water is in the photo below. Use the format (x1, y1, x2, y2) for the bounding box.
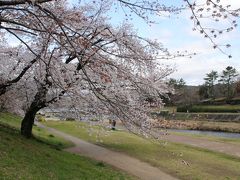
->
(169, 129, 240, 139)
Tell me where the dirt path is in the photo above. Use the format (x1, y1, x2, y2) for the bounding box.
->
(161, 134, 240, 157)
(37, 123, 177, 180)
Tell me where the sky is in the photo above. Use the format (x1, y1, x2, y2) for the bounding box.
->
(7, 0, 240, 86)
(70, 0, 240, 85)
(102, 0, 240, 85)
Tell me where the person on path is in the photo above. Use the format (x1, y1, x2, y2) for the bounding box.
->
(111, 120, 116, 130)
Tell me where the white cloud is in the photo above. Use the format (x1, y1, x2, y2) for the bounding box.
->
(154, 1, 240, 85)
(146, 25, 173, 44)
(162, 53, 239, 85)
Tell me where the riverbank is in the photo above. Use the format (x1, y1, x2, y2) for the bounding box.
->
(154, 119, 240, 133)
(151, 112, 240, 122)
(169, 130, 240, 146)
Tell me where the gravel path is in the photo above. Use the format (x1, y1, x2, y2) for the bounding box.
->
(37, 123, 177, 180)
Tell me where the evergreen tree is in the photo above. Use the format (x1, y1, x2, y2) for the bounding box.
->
(204, 71, 218, 99)
(219, 66, 238, 99)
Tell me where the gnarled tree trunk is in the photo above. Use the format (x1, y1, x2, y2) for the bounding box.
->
(0, 84, 8, 96)
(21, 86, 47, 138)
(21, 107, 40, 138)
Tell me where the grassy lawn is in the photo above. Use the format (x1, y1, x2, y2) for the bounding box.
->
(0, 112, 132, 179)
(44, 121, 240, 180)
(0, 124, 132, 179)
(0, 112, 73, 149)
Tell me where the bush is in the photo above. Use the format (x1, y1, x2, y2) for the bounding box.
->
(48, 134, 55, 138)
(90, 118, 99, 122)
(176, 105, 193, 113)
(159, 110, 169, 116)
(66, 117, 75, 121)
(96, 162, 105, 167)
(150, 110, 169, 118)
(226, 98, 240, 105)
(36, 115, 46, 122)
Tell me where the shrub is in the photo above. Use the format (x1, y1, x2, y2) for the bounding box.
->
(159, 110, 169, 116)
(226, 98, 240, 105)
(90, 118, 99, 121)
(37, 115, 46, 122)
(176, 105, 193, 113)
(48, 134, 55, 138)
(66, 117, 75, 121)
(96, 162, 105, 167)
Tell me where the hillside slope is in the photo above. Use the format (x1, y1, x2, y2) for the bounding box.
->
(0, 114, 131, 179)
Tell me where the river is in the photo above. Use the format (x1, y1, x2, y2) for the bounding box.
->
(169, 129, 240, 139)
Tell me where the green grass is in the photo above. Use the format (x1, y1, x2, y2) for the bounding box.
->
(44, 121, 240, 180)
(0, 112, 22, 128)
(0, 112, 132, 179)
(0, 124, 132, 179)
(0, 112, 73, 149)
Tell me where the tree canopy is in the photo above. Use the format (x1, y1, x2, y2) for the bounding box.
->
(204, 70, 218, 98)
(0, 0, 239, 137)
(219, 66, 238, 99)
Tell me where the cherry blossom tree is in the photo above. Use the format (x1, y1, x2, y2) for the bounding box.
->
(0, 1, 171, 137)
(0, 0, 239, 138)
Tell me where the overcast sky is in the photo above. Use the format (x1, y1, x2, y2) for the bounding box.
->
(105, 0, 240, 85)
(8, 0, 240, 85)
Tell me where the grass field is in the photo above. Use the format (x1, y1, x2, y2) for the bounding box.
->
(0, 113, 132, 179)
(44, 121, 240, 180)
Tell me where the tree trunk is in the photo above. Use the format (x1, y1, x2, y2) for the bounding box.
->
(0, 84, 8, 96)
(21, 108, 39, 138)
(20, 86, 47, 138)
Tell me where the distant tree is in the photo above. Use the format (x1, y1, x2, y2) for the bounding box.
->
(235, 78, 240, 95)
(168, 78, 200, 105)
(204, 70, 218, 99)
(169, 78, 186, 90)
(198, 84, 209, 99)
(219, 66, 238, 99)
(167, 78, 186, 105)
